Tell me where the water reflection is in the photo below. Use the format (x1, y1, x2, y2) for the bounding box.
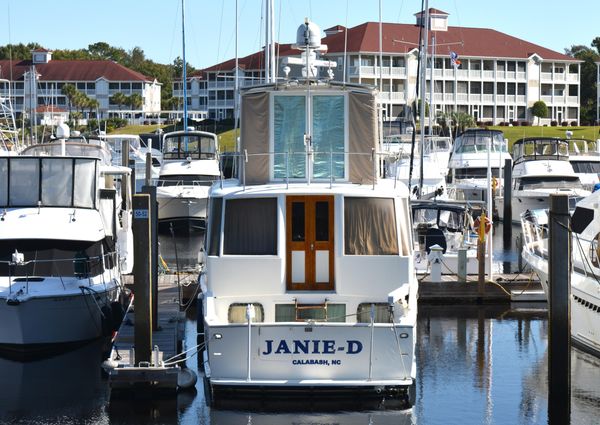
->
(0, 339, 109, 424)
(159, 229, 204, 273)
(1, 305, 599, 424)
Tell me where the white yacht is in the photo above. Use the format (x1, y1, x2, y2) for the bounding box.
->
(568, 139, 600, 191)
(447, 128, 511, 202)
(200, 21, 417, 405)
(155, 130, 220, 231)
(521, 191, 600, 356)
(498, 137, 590, 223)
(383, 134, 452, 199)
(0, 128, 133, 351)
(99, 134, 162, 190)
(412, 200, 495, 275)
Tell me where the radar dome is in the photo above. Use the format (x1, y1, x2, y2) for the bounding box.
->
(56, 122, 70, 139)
(296, 19, 322, 49)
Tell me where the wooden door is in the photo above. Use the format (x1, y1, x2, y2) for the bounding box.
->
(286, 196, 334, 291)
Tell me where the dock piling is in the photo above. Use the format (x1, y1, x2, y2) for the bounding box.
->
(548, 194, 571, 424)
(502, 158, 512, 238)
(132, 194, 153, 364)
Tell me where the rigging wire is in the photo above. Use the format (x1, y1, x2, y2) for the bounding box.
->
(408, 0, 425, 194)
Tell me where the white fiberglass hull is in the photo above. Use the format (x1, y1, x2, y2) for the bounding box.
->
(204, 321, 416, 390)
(522, 248, 600, 356)
(0, 281, 119, 347)
(499, 188, 588, 224)
(156, 185, 209, 223)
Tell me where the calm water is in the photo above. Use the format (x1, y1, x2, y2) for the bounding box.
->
(1, 226, 598, 424)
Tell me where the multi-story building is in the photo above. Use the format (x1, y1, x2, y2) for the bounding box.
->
(0, 49, 161, 123)
(180, 8, 581, 126)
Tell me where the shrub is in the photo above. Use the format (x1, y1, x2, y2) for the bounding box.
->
(520, 121, 529, 126)
(484, 121, 493, 126)
(499, 121, 506, 126)
(476, 121, 483, 127)
(551, 120, 558, 127)
(570, 121, 578, 126)
(561, 121, 569, 126)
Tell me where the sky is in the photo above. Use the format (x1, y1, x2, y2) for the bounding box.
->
(3, 0, 599, 70)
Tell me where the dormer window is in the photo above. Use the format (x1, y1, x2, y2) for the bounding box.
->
(31, 50, 52, 64)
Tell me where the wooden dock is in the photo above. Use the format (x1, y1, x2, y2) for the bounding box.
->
(418, 272, 544, 304)
(106, 273, 198, 394)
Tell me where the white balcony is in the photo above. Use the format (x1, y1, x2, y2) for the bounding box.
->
(456, 70, 468, 78)
(444, 69, 454, 78)
(456, 93, 468, 102)
(517, 95, 526, 103)
(516, 71, 526, 80)
(482, 70, 494, 79)
(378, 92, 405, 102)
(505, 71, 516, 79)
(496, 94, 505, 103)
(444, 93, 454, 102)
(469, 94, 481, 102)
(208, 81, 235, 89)
(541, 72, 553, 80)
(482, 94, 494, 102)
(391, 67, 407, 77)
(541, 95, 553, 103)
(496, 71, 505, 79)
(567, 95, 578, 104)
(470, 70, 481, 79)
(567, 73, 579, 82)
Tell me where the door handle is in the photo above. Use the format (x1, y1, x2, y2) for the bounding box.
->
(310, 243, 314, 251)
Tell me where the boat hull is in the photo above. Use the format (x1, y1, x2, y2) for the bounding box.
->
(0, 287, 119, 349)
(203, 321, 416, 390)
(156, 186, 208, 223)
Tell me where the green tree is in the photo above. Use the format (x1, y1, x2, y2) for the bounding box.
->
(110, 92, 127, 110)
(565, 44, 599, 125)
(61, 83, 78, 119)
(127, 93, 143, 111)
(531, 100, 548, 125)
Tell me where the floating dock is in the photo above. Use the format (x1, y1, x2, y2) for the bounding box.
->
(106, 273, 198, 394)
(418, 273, 544, 304)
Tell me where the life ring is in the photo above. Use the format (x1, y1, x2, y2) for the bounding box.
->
(474, 215, 492, 235)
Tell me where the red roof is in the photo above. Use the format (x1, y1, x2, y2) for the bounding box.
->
(322, 22, 576, 61)
(191, 43, 302, 77)
(36, 105, 67, 113)
(0, 59, 154, 82)
(324, 25, 346, 33)
(32, 48, 51, 53)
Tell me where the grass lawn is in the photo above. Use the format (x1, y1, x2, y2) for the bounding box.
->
(109, 124, 166, 135)
(217, 128, 239, 152)
(488, 125, 600, 148)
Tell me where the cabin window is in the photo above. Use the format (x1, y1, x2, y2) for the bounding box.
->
(312, 95, 345, 179)
(273, 95, 306, 179)
(357, 303, 393, 323)
(0, 239, 105, 277)
(0, 159, 7, 205)
(42, 159, 74, 206)
(571, 161, 600, 173)
(223, 198, 277, 255)
(228, 303, 264, 323)
(207, 197, 222, 256)
(73, 159, 96, 208)
(273, 94, 346, 180)
(275, 303, 346, 322)
(344, 197, 398, 255)
(9, 158, 39, 206)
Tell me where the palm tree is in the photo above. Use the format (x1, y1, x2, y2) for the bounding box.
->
(110, 92, 127, 111)
(61, 83, 77, 120)
(127, 93, 143, 111)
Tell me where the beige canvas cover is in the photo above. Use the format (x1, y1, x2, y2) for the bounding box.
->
(240, 91, 270, 184)
(348, 90, 378, 185)
(239, 85, 378, 185)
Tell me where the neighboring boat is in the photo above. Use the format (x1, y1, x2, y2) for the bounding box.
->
(200, 20, 417, 405)
(155, 130, 220, 231)
(568, 138, 600, 191)
(447, 128, 511, 202)
(383, 134, 452, 199)
(0, 126, 133, 351)
(498, 137, 590, 223)
(521, 190, 600, 356)
(411, 199, 495, 275)
(99, 134, 163, 188)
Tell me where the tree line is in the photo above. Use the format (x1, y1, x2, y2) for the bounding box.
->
(565, 37, 600, 125)
(0, 41, 195, 111)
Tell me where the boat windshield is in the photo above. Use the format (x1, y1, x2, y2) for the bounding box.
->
(413, 207, 463, 232)
(163, 134, 217, 160)
(157, 174, 218, 187)
(0, 239, 109, 277)
(454, 132, 505, 154)
(570, 161, 600, 173)
(454, 167, 501, 179)
(518, 175, 582, 190)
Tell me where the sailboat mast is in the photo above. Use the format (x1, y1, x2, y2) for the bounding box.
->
(181, 0, 188, 133)
(418, 1, 429, 196)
